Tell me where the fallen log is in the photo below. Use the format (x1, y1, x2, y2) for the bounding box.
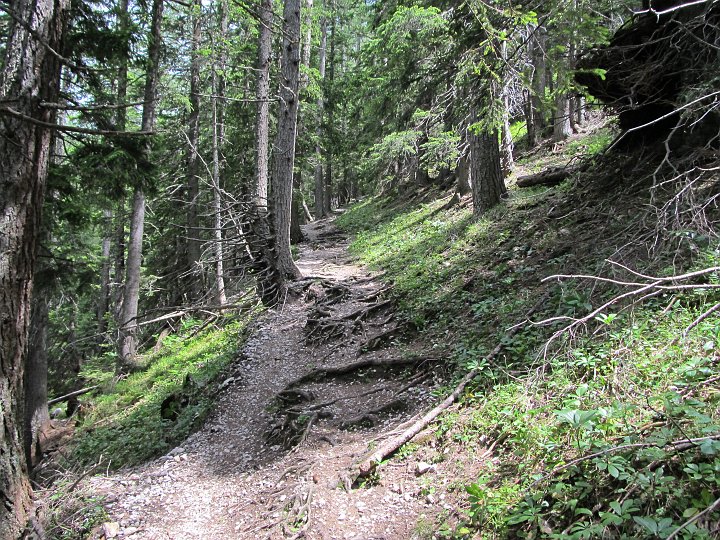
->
(346, 292, 550, 484)
(516, 166, 578, 188)
(48, 385, 99, 406)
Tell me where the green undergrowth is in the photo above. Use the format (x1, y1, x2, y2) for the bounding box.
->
(70, 312, 256, 469)
(338, 155, 720, 537)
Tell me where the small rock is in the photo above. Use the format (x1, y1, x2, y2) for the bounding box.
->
(415, 462, 435, 476)
(168, 447, 184, 456)
(122, 526, 139, 536)
(219, 377, 236, 391)
(102, 522, 120, 538)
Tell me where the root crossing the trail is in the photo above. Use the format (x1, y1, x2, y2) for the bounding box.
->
(83, 217, 447, 540)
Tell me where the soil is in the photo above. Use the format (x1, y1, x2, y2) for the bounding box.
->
(83, 217, 454, 540)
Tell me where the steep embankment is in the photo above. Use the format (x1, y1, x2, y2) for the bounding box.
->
(334, 128, 720, 537)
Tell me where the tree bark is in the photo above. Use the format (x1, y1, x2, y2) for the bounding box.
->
(323, 12, 336, 216)
(290, 0, 313, 242)
(529, 22, 547, 147)
(553, 41, 573, 142)
(119, 0, 164, 369)
(470, 127, 506, 218)
(212, 0, 229, 306)
(314, 17, 328, 217)
(211, 92, 227, 306)
(98, 209, 113, 337)
(553, 88, 572, 141)
(24, 290, 50, 470)
(457, 152, 471, 196)
(500, 41, 514, 175)
(185, 0, 203, 298)
(270, 0, 303, 281)
(0, 0, 67, 534)
(119, 187, 146, 365)
(254, 0, 273, 209)
(110, 0, 129, 335)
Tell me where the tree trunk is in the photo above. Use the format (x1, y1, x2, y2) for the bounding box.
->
(553, 41, 573, 142)
(24, 290, 51, 470)
(500, 43, 514, 176)
(254, 0, 273, 209)
(110, 0, 129, 336)
(0, 0, 67, 534)
(97, 209, 113, 337)
(112, 199, 126, 332)
(457, 152, 471, 196)
(270, 0, 303, 281)
(314, 17, 328, 217)
(529, 22, 547, 147)
(323, 13, 336, 216)
(119, 0, 164, 369)
(212, 0, 228, 306)
(185, 0, 203, 298)
(119, 187, 146, 365)
(211, 95, 227, 306)
(553, 89, 572, 141)
(291, 172, 305, 244)
(470, 127, 506, 218)
(290, 0, 313, 242)
(575, 95, 585, 127)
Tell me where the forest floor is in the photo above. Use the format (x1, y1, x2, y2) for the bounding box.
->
(83, 217, 452, 540)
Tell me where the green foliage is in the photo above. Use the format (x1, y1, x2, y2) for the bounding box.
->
(44, 482, 107, 540)
(71, 315, 253, 468)
(339, 125, 720, 538)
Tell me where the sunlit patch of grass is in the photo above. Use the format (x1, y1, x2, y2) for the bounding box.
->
(71, 311, 257, 468)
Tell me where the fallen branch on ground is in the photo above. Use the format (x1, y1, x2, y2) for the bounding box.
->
(531, 433, 720, 488)
(517, 165, 580, 188)
(537, 262, 720, 352)
(48, 386, 99, 406)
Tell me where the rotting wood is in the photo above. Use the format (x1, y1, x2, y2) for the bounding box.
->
(516, 165, 579, 188)
(346, 293, 549, 485)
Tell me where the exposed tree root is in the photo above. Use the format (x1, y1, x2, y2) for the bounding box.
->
(358, 325, 403, 354)
(339, 399, 408, 430)
(345, 294, 549, 485)
(305, 299, 393, 344)
(267, 357, 438, 450)
(286, 356, 429, 388)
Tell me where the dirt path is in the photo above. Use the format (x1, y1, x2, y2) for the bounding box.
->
(87, 217, 445, 540)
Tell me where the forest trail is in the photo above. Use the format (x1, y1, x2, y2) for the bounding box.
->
(87, 216, 444, 540)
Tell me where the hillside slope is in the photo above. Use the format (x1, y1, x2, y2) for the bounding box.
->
(336, 123, 720, 538)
